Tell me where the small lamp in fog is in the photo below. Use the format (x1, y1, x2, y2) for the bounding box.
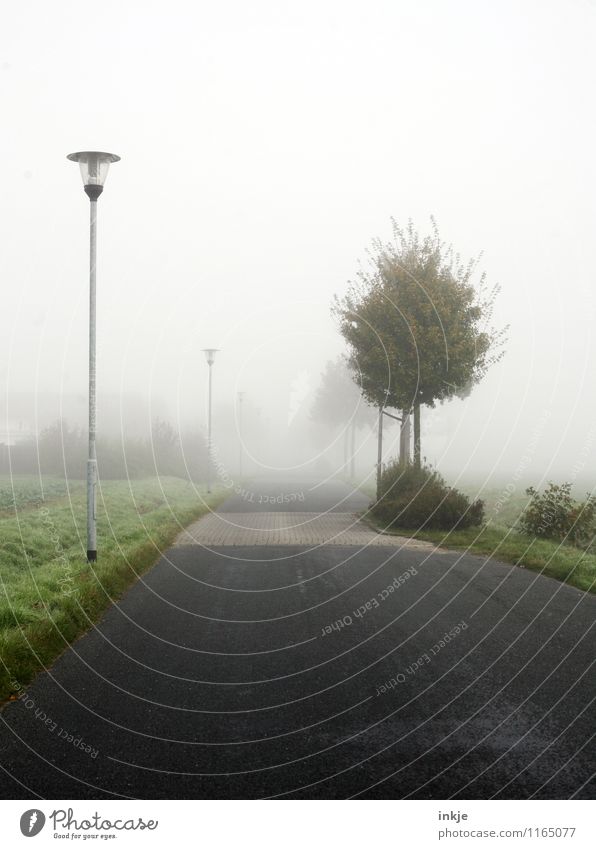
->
(67, 150, 120, 562)
(202, 349, 219, 493)
(203, 348, 218, 366)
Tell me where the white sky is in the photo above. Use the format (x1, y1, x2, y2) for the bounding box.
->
(1, 0, 596, 482)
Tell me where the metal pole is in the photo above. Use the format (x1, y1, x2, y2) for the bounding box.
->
(207, 362, 213, 493)
(87, 199, 98, 561)
(413, 402, 421, 468)
(238, 392, 243, 479)
(376, 404, 384, 500)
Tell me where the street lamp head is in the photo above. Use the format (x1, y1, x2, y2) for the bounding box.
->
(67, 151, 120, 200)
(202, 348, 219, 366)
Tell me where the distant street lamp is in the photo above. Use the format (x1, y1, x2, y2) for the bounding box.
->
(67, 151, 120, 562)
(237, 391, 244, 479)
(202, 349, 219, 493)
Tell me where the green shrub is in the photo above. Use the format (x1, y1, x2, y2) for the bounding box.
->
(519, 483, 596, 548)
(374, 462, 484, 531)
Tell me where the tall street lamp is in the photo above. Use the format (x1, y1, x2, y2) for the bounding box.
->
(237, 391, 244, 479)
(202, 348, 219, 493)
(67, 151, 120, 562)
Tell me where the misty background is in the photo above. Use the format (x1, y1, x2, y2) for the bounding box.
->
(1, 0, 596, 490)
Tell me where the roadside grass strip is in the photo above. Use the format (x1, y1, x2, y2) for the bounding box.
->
(0, 476, 225, 702)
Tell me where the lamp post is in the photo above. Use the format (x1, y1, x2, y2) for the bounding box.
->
(237, 391, 244, 479)
(202, 349, 219, 493)
(376, 404, 384, 500)
(67, 151, 120, 562)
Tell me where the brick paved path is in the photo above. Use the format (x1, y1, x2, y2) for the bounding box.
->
(174, 510, 439, 549)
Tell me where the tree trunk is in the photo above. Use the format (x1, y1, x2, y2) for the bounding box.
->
(350, 421, 356, 479)
(399, 411, 411, 465)
(413, 403, 421, 468)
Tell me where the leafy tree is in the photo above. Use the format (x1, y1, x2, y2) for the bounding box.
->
(37, 420, 86, 476)
(311, 357, 375, 430)
(310, 357, 376, 476)
(333, 218, 506, 466)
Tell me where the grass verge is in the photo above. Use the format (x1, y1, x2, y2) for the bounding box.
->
(0, 476, 226, 703)
(367, 517, 596, 595)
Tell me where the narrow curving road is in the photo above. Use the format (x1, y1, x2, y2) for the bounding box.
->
(0, 477, 594, 799)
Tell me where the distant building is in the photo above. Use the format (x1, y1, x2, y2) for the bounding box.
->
(0, 421, 36, 447)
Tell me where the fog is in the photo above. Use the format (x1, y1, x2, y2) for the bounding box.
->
(2, 0, 596, 492)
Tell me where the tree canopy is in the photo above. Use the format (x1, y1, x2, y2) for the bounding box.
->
(310, 357, 376, 431)
(333, 218, 507, 463)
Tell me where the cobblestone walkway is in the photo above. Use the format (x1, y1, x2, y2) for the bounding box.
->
(174, 511, 441, 549)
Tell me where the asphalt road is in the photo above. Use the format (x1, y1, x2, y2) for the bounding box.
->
(0, 477, 594, 799)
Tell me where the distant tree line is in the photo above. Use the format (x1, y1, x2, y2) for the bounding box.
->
(0, 419, 209, 480)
